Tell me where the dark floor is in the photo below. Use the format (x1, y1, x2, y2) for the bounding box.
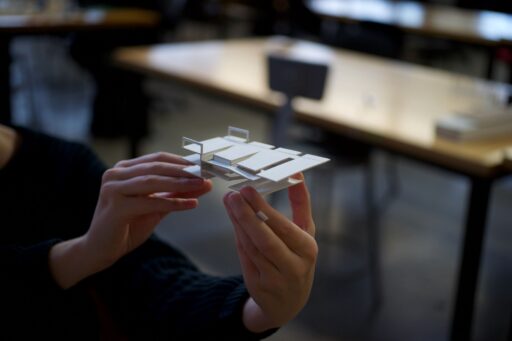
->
(9, 35, 512, 341)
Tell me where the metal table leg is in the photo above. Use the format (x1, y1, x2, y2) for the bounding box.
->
(485, 46, 496, 80)
(450, 177, 492, 341)
(129, 136, 141, 158)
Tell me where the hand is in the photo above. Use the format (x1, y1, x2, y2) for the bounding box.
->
(223, 173, 318, 333)
(87, 152, 212, 266)
(50, 152, 212, 289)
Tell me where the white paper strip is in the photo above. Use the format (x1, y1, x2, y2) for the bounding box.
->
(258, 155, 329, 182)
(237, 150, 293, 172)
(183, 137, 234, 154)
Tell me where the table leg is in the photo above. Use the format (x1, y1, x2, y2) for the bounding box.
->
(485, 46, 496, 80)
(450, 177, 492, 341)
(0, 35, 12, 124)
(364, 158, 381, 312)
(128, 137, 141, 159)
(125, 72, 148, 158)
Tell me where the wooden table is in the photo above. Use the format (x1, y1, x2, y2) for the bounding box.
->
(0, 8, 160, 33)
(113, 37, 512, 340)
(308, 0, 512, 46)
(308, 0, 512, 79)
(0, 7, 161, 124)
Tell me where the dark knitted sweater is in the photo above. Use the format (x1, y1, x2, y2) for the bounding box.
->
(0, 127, 274, 340)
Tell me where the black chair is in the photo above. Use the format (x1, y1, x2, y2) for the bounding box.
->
(266, 42, 381, 309)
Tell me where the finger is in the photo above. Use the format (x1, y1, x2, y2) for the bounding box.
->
(224, 193, 276, 276)
(240, 186, 316, 257)
(115, 152, 191, 168)
(288, 173, 315, 237)
(163, 179, 213, 199)
(236, 224, 282, 284)
(225, 191, 295, 272)
(113, 176, 207, 196)
(103, 162, 199, 182)
(235, 238, 260, 282)
(125, 196, 198, 216)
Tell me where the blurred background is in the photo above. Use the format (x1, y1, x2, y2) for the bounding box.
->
(1, 0, 511, 340)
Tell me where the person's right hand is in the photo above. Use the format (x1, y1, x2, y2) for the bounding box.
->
(50, 152, 211, 289)
(223, 173, 318, 332)
(86, 152, 212, 267)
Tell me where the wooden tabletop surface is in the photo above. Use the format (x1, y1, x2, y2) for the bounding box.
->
(308, 0, 512, 46)
(0, 8, 161, 33)
(113, 37, 512, 177)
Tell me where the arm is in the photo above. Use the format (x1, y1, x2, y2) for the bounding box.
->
(93, 236, 276, 340)
(223, 173, 318, 333)
(49, 152, 212, 289)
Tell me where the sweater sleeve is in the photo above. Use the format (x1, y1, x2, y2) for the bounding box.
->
(0, 239, 63, 292)
(0, 137, 105, 294)
(0, 239, 101, 340)
(0, 138, 105, 291)
(0, 131, 107, 339)
(94, 236, 277, 340)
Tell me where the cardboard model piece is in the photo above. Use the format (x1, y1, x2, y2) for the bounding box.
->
(181, 127, 330, 195)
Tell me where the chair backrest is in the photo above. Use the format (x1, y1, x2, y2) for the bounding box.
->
(266, 51, 329, 146)
(267, 53, 328, 100)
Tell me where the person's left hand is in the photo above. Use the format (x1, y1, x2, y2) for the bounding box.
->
(223, 173, 318, 333)
(49, 152, 212, 290)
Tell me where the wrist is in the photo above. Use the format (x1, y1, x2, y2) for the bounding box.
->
(81, 232, 120, 270)
(49, 235, 110, 289)
(242, 298, 280, 333)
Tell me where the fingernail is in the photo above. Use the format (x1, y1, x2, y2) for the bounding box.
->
(229, 192, 242, 206)
(256, 210, 269, 222)
(223, 191, 234, 204)
(240, 186, 255, 200)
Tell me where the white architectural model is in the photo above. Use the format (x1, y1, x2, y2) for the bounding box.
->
(181, 127, 330, 195)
